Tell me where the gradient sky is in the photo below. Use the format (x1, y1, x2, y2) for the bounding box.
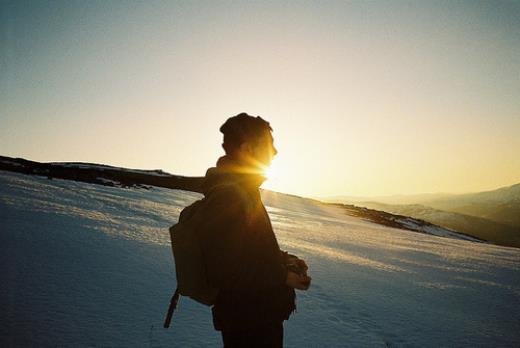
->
(1, 1, 519, 198)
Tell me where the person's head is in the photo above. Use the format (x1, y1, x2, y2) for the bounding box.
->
(220, 112, 278, 170)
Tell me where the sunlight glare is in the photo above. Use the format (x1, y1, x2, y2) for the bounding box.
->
(265, 158, 279, 179)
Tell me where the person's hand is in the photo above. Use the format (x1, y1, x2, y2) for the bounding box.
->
(287, 255, 309, 275)
(286, 271, 311, 290)
(294, 258, 308, 273)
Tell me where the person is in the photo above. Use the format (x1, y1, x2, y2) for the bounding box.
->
(200, 112, 311, 348)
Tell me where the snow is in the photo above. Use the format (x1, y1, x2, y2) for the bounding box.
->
(1, 170, 519, 347)
(394, 217, 481, 242)
(95, 176, 122, 186)
(0, 160, 24, 167)
(50, 162, 172, 177)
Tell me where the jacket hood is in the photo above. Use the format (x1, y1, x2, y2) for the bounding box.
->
(202, 155, 266, 196)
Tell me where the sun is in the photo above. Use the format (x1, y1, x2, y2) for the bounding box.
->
(263, 158, 280, 181)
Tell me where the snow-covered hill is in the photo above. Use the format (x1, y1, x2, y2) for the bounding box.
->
(323, 182, 520, 243)
(1, 170, 519, 347)
(347, 201, 520, 248)
(0, 155, 484, 243)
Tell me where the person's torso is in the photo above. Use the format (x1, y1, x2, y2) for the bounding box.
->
(210, 185, 296, 330)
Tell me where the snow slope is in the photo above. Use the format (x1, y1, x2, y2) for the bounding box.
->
(1, 171, 519, 347)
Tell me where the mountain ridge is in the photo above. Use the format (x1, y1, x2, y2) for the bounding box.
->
(354, 201, 520, 248)
(321, 181, 520, 248)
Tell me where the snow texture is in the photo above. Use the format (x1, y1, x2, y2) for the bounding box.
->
(1, 170, 519, 347)
(50, 162, 172, 177)
(394, 217, 481, 242)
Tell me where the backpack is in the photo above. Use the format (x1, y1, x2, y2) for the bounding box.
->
(163, 197, 220, 328)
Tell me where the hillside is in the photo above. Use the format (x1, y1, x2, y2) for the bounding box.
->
(1, 170, 519, 347)
(0, 155, 473, 243)
(355, 202, 520, 248)
(422, 185, 520, 228)
(324, 183, 520, 248)
(0, 155, 205, 192)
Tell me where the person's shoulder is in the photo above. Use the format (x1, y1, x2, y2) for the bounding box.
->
(206, 182, 250, 205)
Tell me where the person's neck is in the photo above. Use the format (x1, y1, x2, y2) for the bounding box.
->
(218, 154, 263, 176)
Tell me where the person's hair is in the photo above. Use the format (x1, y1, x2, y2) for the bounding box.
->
(220, 112, 272, 155)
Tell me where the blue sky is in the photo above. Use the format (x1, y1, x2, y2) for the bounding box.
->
(1, 0, 519, 197)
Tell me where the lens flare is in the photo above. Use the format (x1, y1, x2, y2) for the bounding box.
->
(263, 159, 279, 181)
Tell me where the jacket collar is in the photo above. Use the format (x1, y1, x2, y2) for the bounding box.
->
(202, 155, 266, 196)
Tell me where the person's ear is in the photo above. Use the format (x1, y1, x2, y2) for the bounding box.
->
(239, 142, 253, 155)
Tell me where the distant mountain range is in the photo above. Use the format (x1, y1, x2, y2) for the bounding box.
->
(323, 184, 520, 248)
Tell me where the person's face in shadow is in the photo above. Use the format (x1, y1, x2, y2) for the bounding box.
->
(237, 130, 278, 173)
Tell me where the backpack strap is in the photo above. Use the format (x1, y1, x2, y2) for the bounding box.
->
(163, 287, 181, 328)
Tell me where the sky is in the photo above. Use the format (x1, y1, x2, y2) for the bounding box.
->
(1, 0, 519, 198)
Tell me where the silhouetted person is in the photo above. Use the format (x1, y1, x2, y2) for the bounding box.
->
(200, 113, 311, 347)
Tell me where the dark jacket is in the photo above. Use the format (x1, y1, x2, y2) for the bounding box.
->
(200, 156, 296, 331)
